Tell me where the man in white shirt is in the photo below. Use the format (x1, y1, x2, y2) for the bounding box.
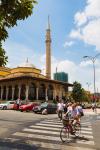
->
(57, 100, 65, 120)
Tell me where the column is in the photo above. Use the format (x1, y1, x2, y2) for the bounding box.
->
(1, 86, 3, 100)
(53, 89, 56, 100)
(12, 87, 15, 100)
(18, 85, 21, 99)
(45, 87, 48, 101)
(6, 87, 9, 100)
(36, 87, 39, 100)
(25, 85, 29, 104)
(59, 87, 62, 99)
(53, 89, 56, 99)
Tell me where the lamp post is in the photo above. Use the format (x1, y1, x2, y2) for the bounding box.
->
(83, 53, 100, 104)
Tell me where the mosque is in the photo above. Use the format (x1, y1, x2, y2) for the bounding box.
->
(0, 18, 73, 102)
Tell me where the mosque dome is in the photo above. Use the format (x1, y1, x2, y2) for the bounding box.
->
(18, 58, 36, 68)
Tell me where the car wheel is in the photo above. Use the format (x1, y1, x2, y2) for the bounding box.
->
(26, 109, 30, 112)
(42, 109, 48, 115)
(3, 106, 7, 110)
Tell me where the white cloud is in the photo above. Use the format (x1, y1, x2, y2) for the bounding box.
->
(63, 41, 74, 48)
(50, 56, 100, 93)
(69, 0, 100, 51)
(74, 12, 87, 26)
(70, 29, 83, 40)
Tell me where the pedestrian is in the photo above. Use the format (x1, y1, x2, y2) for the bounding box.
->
(16, 97, 21, 110)
(57, 99, 65, 120)
(92, 102, 96, 112)
(76, 102, 84, 118)
(64, 103, 68, 114)
(46, 96, 48, 102)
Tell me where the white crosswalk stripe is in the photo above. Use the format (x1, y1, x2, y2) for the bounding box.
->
(10, 118, 96, 150)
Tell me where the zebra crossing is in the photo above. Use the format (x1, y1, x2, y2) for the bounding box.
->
(7, 118, 96, 150)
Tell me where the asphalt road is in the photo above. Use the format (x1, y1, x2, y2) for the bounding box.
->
(0, 110, 55, 138)
(0, 110, 100, 150)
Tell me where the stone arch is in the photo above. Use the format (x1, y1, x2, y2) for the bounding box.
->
(8, 86, 12, 100)
(28, 83, 36, 100)
(14, 85, 19, 100)
(2, 86, 6, 100)
(38, 84, 45, 100)
(47, 85, 53, 100)
(20, 84, 26, 100)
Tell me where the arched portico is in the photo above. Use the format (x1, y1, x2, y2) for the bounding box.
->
(2, 86, 6, 100)
(8, 86, 12, 100)
(20, 84, 26, 100)
(47, 84, 53, 100)
(14, 85, 19, 100)
(38, 84, 45, 100)
(28, 83, 36, 100)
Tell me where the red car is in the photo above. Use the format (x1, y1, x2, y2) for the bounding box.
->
(19, 102, 39, 112)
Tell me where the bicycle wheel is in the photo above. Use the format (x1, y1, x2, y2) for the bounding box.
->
(60, 126, 69, 142)
(74, 122, 81, 137)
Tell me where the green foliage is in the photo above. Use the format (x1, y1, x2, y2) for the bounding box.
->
(0, 0, 37, 66)
(53, 99, 57, 104)
(0, 42, 8, 66)
(71, 81, 84, 102)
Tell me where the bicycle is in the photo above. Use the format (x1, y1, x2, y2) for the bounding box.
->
(60, 117, 81, 142)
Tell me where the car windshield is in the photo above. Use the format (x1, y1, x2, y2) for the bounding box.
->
(41, 102, 48, 107)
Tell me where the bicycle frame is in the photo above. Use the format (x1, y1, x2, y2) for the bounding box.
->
(60, 119, 81, 142)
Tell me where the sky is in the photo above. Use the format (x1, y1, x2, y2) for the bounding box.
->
(3, 0, 100, 93)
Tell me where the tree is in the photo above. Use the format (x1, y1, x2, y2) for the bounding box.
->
(0, 42, 8, 66)
(71, 81, 84, 103)
(0, 0, 37, 66)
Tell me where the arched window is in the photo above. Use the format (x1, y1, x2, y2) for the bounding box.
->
(47, 85, 53, 100)
(2, 86, 6, 100)
(14, 85, 19, 100)
(8, 86, 12, 100)
(20, 84, 26, 100)
(38, 84, 45, 100)
(28, 83, 36, 100)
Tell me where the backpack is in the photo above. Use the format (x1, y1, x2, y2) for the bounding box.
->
(78, 107, 84, 117)
(80, 111, 84, 116)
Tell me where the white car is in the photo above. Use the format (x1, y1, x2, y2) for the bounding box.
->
(0, 101, 15, 110)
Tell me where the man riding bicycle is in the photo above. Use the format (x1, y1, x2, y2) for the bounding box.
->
(64, 103, 80, 134)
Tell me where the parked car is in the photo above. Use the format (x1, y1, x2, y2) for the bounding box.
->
(0, 101, 15, 110)
(19, 102, 39, 112)
(33, 102, 57, 114)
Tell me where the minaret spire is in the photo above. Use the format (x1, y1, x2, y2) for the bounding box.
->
(48, 15, 50, 30)
(45, 16, 51, 79)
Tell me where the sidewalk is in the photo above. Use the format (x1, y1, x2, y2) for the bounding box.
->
(84, 108, 100, 115)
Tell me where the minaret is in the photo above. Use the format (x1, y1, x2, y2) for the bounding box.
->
(45, 16, 51, 79)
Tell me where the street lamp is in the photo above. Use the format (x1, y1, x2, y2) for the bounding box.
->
(83, 53, 100, 104)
